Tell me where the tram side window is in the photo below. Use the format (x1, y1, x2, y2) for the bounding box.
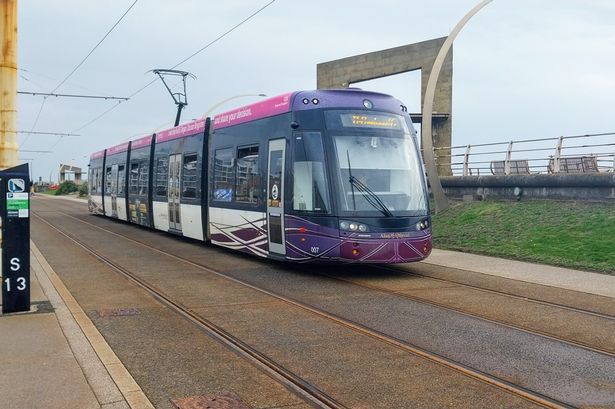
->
(106, 166, 113, 194)
(129, 162, 139, 194)
(182, 153, 198, 199)
(155, 157, 168, 197)
(213, 148, 235, 202)
(95, 168, 102, 193)
(138, 161, 149, 196)
(117, 165, 126, 196)
(292, 132, 330, 213)
(235, 146, 259, 204)
(90, 168, 96, 193)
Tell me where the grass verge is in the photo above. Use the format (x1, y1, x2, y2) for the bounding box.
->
(431, 200, 615, 274)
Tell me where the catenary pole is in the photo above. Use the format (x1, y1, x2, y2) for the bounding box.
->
(0, 0, 18, 169)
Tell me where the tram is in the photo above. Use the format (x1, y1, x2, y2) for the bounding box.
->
(88, 89, 432, 263)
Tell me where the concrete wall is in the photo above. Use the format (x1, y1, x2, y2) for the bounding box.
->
(440, 174, 615, 202)
(317, 38, 453, 175)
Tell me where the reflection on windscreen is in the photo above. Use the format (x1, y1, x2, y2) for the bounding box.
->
(334, 135, 427, 213)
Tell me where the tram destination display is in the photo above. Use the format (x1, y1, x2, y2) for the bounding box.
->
(339, 113, 404, 129)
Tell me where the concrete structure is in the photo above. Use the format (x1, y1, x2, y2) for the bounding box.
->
(440, 173, 615, 202)
(317, 37, 453, 176)
(59, 164, 83, 184)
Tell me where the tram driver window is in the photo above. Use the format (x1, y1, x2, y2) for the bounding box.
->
(235, 146, 259, 204)
(213, 148, 235, 202)
(292, 132, 330, 213)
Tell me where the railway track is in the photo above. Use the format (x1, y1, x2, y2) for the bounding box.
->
(317, 270, 615, 358)
(377, 264, 615, 321)
(33, 212, 346, 409)
(34, 209, 575, 409)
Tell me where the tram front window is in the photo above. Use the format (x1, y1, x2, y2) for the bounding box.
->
(333, 134, 427, 214)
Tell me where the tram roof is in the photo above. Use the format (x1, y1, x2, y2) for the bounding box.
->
(91, 89, 406, 160)
(212, 88, 404, 130)
(106, 141, 130, 156)
(90, 150, 105, 160)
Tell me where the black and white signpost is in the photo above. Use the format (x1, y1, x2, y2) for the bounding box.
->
(1, 163, 30, 314)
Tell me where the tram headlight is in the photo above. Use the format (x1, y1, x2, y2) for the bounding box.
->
(340, 220, 368, 232)
(416, 219, 430, 231)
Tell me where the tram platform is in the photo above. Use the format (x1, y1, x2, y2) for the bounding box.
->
(1, 205, 613, 408)
(0, 243, 153, 409)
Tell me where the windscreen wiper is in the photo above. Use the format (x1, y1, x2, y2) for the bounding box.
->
(346, 150, 357, 211)
(348, 175, 394, 217)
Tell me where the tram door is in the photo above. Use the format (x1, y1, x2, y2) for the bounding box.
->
(168, 154, 182, 231)
(267, 139, 286, 255)
(110, 164, 118, 217)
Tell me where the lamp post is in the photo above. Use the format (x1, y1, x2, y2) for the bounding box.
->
(202, 94, 267, 118)
(0, 0, 18, 169)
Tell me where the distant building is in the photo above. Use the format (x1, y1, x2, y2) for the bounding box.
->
(59, 164, 83, 184)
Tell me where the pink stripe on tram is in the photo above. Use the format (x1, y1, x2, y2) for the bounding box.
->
(213, 92, 293, 130)
(156, 118, 206, 143)
(106, 142, 130, 156)
(90, 150, 105, 160)
(131, 134, 153, 149)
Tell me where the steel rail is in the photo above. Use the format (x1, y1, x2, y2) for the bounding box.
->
(38, 208, 574, 409)
(322, 267, 615, 359)
(381, 265, 615, 321)
(33, 213, 347, 409)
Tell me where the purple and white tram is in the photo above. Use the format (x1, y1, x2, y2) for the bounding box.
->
(88, 89, 432, 263)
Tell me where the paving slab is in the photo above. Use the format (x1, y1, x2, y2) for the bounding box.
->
(0, 256, 101, 409)
(424, 248, 615, 298)
(0, 242, 153, 409)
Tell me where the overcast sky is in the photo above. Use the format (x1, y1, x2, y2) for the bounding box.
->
(17, 0, 615, 181)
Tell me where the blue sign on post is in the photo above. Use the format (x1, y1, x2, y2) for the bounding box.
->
(1, 164, 30, 314)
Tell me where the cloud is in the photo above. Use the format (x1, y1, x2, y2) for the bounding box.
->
(16, 0, 615, 179)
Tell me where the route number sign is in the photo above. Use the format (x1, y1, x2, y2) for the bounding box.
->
(1, 164, 30, 314)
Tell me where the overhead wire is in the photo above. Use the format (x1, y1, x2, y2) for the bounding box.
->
(51, 0, 139, 93)
(23, 0, 140, 154)
(35, 0, 277, 173)
(69, 0, 277, 135)
(19, 68, 106, 95)
(22, 98, 49, 148)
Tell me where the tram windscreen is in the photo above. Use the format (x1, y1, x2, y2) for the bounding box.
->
(333, 134, 427, 214)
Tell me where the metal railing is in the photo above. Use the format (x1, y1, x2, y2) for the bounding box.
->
(434, 132, 615, 176)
